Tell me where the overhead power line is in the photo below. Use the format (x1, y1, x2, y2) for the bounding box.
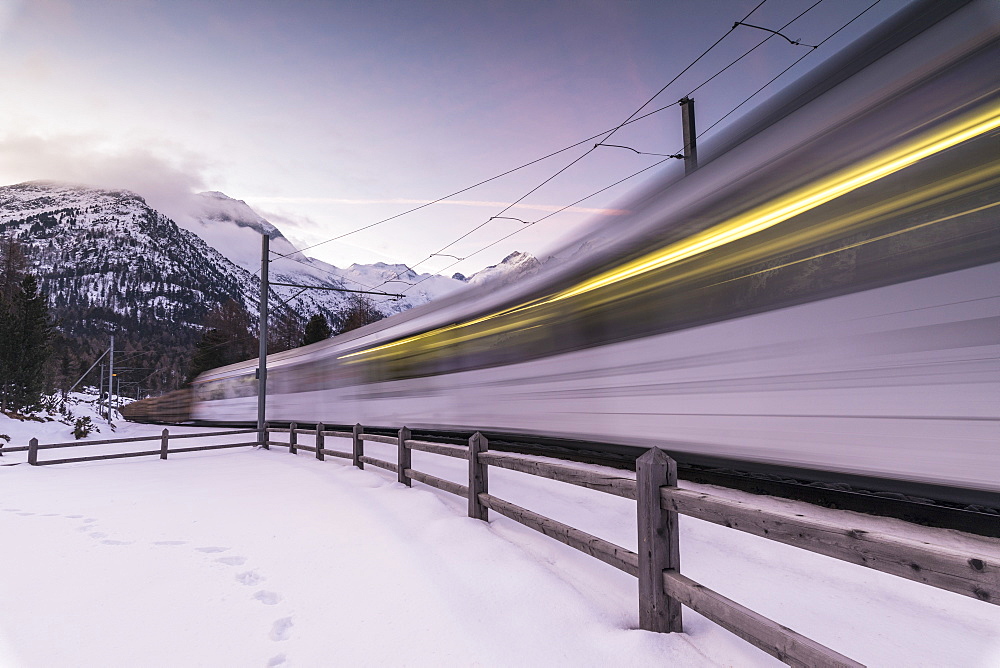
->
(698, 0, 883, 139)
(271, 3, 772, 267)
(373, 0, 774, 290)
(400, 156, 674, 293)
(684, 0, 824, 101)
(734, 21, 818, 48)
(267, 105, 676, 264)
(596, 143, 685, 159)
(398, 0, 881, 295)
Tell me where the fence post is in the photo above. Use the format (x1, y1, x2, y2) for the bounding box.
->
(398, 426, 412, 487)
(160, 428, 169, 460)
(468, 431, 488, 521)
(262, 422, 270, 450)
(289, 422, 297, 455)
(352, 423, 364, 470)
(316, 422, 325, 461)
(28, 437, 38, 466)
(636, 448, 682, 633)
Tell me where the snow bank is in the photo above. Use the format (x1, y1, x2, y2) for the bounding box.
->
(1, 425, 998, 667)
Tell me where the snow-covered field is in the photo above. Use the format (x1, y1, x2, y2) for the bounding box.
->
(1, 414, 998, 667)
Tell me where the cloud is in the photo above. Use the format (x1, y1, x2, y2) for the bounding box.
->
(247, 196, 629, 216)
(0, 133, 212, 224)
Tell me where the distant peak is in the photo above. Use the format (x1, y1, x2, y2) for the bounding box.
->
(3, 180, 147, 205)
(198, 190, 234, 200)
(192, 190, 282, 239)
(501, 250, 528, 263)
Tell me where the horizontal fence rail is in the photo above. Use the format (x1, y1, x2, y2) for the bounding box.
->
(478, 451, 637, 499)
(661, 487, 998, 604)
(360, 433, 399, 446)
(405, 439, 469, 459)
(479, 492, 639, 576)
(261, 422, 999, 667)
(661, 571, 863, 668)
(16, 428, 259, 466)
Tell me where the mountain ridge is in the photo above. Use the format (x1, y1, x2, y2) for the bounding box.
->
(0, 180, 541, 393)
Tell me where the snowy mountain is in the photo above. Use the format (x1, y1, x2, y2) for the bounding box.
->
(181, 191, 466, 316)
(461, 250, 542, 288)
(0, 180, 540, 391)
(0, 181, 269, 391)
(0, 182, 264, 326)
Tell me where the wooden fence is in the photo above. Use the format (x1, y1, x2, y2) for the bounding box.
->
(264, 423, 998, 668)
(6, 429, 259, 466)
(5, 422, 996, 665)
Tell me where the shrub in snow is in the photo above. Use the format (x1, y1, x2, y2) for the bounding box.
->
(73, 416, 96, 440)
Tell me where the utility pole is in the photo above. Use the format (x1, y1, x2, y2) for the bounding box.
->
(107, 334, 115, 419)
(254, 232, 403, 445)
(679, 97, 698, 175)
(98, 363, 105, 415)
(258, 234, 269, 447)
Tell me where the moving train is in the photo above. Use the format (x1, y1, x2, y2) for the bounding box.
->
(127, 0, 1000, 500)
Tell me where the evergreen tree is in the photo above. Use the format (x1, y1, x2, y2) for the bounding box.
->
(269, 308, 303, 354)
(0, 274, 53, 410)
(186, 328, 230, 383)
(303, 313, 331, 345)
(184, 299, 257, 383)
(204, 299, 257, 361)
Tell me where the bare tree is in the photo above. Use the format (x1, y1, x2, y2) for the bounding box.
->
(337, 294, 385, 335)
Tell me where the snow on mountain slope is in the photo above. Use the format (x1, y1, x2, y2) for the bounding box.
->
(183, 191, 467, 315)
(0, 180, 539, 393)
(465, 250, 542, 288)
(0, 181, 261, 327)
(0, 181, 274, 390)
(0, 180, 537, 357)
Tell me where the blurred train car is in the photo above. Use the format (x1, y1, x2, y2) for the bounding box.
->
(136, 0, 999, 499)
(120, 388, 191, 424)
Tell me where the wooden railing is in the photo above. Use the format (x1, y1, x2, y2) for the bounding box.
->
(264, 423, 998, 668)
(10, 429, 259, 466)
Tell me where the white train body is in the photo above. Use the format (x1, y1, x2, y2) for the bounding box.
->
(193, 1, 1000, 496)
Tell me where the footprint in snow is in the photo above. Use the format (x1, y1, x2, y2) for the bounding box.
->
(253, 591, 282, 605)
(89, 532, 107, 539)
(41, 513, 58, 517)
(65, 514, 83, 518)
(83, 518, 97, 523)
(236, 570, 265, 586)
(216, 556, 247, 566)
(267, 654, 287, 667)
(196, 546, 229, 553)
(102, 539, 132, 545)
(17, 512, 35, 516)
(3, 509, 20, 512)
(269, 617, 293, 641)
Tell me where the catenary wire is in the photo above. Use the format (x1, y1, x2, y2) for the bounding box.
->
(399, 0, 882, 294)
(272, 0, 768, 266)
(697, 0, 883, 139)
(373, 0, 772, 289)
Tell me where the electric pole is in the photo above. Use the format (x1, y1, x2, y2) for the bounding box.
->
(680, 97, 698, 175)
(254, 232, 402, 446)
(258, 234, 269, 448)
(107, 334, 115, 420)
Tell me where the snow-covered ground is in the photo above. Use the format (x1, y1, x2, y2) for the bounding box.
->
(1, 416, 998, 667)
